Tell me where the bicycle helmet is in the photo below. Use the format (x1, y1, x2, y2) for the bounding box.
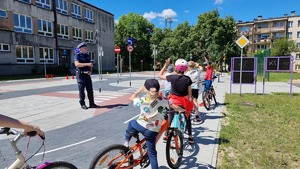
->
(175, 59, 188, 72)
(144, 79, 160, 92)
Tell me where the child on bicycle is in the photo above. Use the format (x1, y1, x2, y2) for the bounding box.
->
(185, 61, 201, 122)
(124, 79, 169, 169)
(159, 58, 195, 144)
(203, 56, 214, 91)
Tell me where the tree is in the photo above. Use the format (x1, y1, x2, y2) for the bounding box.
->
(189, 10, 239, 68)
(115, 13, 154, 70)
(271, 37, 298, 56)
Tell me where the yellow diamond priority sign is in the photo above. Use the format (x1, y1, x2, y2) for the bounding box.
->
(235, 35, 249, 48)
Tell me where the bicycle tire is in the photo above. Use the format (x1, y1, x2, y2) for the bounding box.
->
(41, 161, 78, 169)
(166, 129, 183, 169)
(89, 144, 133, 169)
(202, 90, 210, 110)
(211, 87, 218, 106)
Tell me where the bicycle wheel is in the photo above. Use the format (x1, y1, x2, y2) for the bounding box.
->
(166, 129, 183, 169)
(89, 144, 133, 169)
(41, 161, 77, 169)
(202, 90, 210, 110)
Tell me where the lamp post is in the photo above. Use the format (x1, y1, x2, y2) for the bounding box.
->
(153, 45, 157, 79)
(43, 51, 47, 77)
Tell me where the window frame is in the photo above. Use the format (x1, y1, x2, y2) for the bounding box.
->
(0, 9, 7, 18)
(39, 47, 54, 64)
(296, 54, 300, 60)
(0, 43, 10, 52)
(57, 24, 69, 39)
(14, 13, 32, 34)
(287, 32, 292, 38)
(71, 3, 82, 19)
(87, 51, 94, 62)
(84, 8, 93, 22)
(16, 45, 35, 63)
(38, 19, 53, 37)
(72, 27, 82, 41)
(288, 21, 293, 28)
(85, 30, 94, 43)
(18, 0, 31, 4)
(56, 0, 68, 15)
(36, 0, 51, 10)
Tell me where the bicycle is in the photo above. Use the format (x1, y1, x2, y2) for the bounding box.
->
(0, 127, 78, 169)
(201, 77, 218, 111)
(89, 110, 184, 169)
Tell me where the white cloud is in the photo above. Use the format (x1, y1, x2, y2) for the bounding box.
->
(143, 9, 177, 22)
(214, 0, 224, 4)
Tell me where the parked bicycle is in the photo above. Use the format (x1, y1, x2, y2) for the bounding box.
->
(0, 127, 77, 169)
(89, 110, 184, 169)
(201, 76, 218, 111)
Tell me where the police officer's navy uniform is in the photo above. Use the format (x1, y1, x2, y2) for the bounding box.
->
(74, 42, 100, 109)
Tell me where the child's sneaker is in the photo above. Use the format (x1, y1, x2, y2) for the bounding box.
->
(124, 141, 129, 148)
(194, 115, 201, 122)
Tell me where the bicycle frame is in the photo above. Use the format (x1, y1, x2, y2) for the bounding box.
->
(1, 129, 58, 169)
(110, 111, 182, 169)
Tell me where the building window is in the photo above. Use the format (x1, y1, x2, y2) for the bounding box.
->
(36, 0, 51, 10)
(84, 8, 93, 22)
(274, 32, 284, 38)
(72, 27, 82, 41)
(296, 65, 300, 71)
(273, 21, 284, 27)
(57, 24, 69, 39)
(259, 34, 269, 39)
(18, 0, 31, 4)
(38, 19, 53, 37)
(39, 47, 54, 64)
(298, 20, 300, 27)
(0, 9, 7, 18)
(296, 54, 300, 60)
(14, 14, 32, 34)
(287, 32, 292, 38)
(297, 43, 300, 49)
(288, 21, 293, 28)
(56, 0, 68, 15)
(0, 43, 10, 52)
(16, 45, 34, 63)
(297, 32, 300, 38)
(257, 45, 267, 50)
(88, 52, 94, 62)
(85, 30, 94, 43)
(257, 23, 268, 28)
(71, 3, 81, 19)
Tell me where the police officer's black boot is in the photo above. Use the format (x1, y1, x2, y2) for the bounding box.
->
(89, 101, 100, 108)
(80, 101, 88, 110)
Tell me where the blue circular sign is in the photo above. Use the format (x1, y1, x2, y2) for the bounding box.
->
(127, 38, 134, 45)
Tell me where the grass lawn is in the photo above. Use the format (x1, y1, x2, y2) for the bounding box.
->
(217, 93, 300, 168)
(257, 72, 300, 82)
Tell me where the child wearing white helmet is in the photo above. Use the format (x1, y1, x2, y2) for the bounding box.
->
(159, 58, 195, 144)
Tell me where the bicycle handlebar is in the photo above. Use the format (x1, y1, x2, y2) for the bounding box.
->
(0, 127, 44, 140)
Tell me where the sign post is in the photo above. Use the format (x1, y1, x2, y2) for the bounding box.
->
(153, 45, 157, 79)
(127, 45, 134, 86)
(115, 46, 121, 84)
(235, 35, 250, 96)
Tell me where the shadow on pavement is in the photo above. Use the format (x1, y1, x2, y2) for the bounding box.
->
(100, 104, 129, 109)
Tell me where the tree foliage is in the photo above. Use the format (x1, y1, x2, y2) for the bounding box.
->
(271, 37, 298, 56)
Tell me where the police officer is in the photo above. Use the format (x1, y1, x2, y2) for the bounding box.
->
(74, 42, 100, 109)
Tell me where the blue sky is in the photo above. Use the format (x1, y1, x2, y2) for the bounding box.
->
(85, 0, 300, 29)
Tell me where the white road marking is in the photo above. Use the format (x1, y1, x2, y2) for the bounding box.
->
(35, 137, 96, 156)
(124, 115, 139, 124)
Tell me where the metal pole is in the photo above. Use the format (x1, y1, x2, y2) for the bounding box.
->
(120, 57, 122, 76)
(129, 52, 131, 86)
(100, 48, 103, 80)
(117, 53, 119, 84)
(239, 48, 243, 96)
(97, 45, 101, 92)
(44, 52, 47, 77)
(153, 45, 156, 79)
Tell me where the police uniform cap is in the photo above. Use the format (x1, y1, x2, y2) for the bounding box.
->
(77, 42, 87, 49)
